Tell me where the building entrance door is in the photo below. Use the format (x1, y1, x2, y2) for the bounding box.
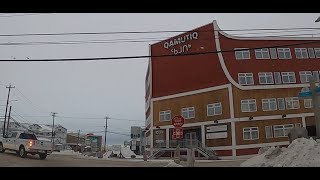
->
(185, 132, 197, 147)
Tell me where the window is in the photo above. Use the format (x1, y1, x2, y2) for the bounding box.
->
(274, 124, 294, 137)
(255, 48, 270, 59)
(181, 107, 195, 119)
(243, 127, 259, 140)
(58, 129, 61, 131)
(277, 48, 292, 59)
(285, 97, 300, 109)
(235, 49, 250, 60)
(207, 103, 222, 116)
(238, 73, 254, 85)
(274, 72, 282, 84)
(304, 99, 313, 108)
(270, 48, 278, 59)
(308, 48, 315, 58)
(241, 99, 257, 112)
(281, 72, 296, 84)
(295, 123, 302, 128)
(265, 126, 273, 138)
(312, 71, 319, 82)
(159, 110, 171, 121)
(19, 133, 37, 140)
(299, 71, 312, 83)
(295, 48, 309, 59)
(262, 98, 277, 111)
(315, 48, 320, 58)
(259, 72, 274, 84)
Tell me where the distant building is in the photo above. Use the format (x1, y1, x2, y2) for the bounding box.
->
(0, 120, 68, 150)
(67, 132, 102, 152)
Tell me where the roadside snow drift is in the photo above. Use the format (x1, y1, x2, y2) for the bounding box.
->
(103, 146, 137, 159)
(164, 161, 184, 167)
(241, 138, 320, 167)
(52, 150, 81, 155)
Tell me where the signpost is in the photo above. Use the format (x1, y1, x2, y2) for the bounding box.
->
(171, 116, 185, 140)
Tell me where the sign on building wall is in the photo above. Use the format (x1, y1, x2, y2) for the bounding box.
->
(206, 124, 228, 140)
(163, 32, 199, 55)
(206, 132, 228, 139)
(154, 129, 166, 144)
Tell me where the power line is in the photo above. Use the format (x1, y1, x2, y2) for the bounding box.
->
(13, 88, 50, 114)
(0, 40, 319, 62)
(1, 32, 320, 46)
(0, 27, 320, 37)
(0, 13, 52, 18)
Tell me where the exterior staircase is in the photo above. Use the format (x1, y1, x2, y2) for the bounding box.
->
(149, 139, 218, 160)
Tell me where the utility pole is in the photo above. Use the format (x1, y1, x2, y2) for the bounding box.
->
(104, 116, 109, 152)
(2, 84, 15, 137)
(5, 106, 12, 136)
(51, 112, 58, 151)
(310, 76, 320, 139)
(77, 129, 81, 152)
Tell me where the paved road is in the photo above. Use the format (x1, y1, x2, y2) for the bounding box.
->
(0, 151, 245, 167)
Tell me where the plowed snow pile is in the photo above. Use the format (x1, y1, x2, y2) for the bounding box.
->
(241, 138, 320, 167)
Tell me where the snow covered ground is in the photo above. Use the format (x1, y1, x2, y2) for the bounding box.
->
(52, 150, 82, 156)
(164, 161, 184, 167)
(241, 138, 320, 167)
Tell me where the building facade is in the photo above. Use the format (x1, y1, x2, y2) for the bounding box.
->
(145, 20, 320, 159)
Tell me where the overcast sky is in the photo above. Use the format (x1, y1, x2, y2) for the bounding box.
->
(0, 13, 319, 145)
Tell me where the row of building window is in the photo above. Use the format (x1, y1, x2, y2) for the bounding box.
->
(243, 123, 301, 140)
(241, 97, 312, 112)
(159, 97, 312, 121)
(159, 103, 222, 121)
(235, 47, 320, 60)
(238, 71, 320, 85)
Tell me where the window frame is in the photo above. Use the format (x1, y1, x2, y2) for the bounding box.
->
(255, 48, 270, 59)
(159, 110, 171, 122)
(261, 98, 277, 111)
(241, 99, 257, 112)
(207, 103, 222, 116)
(277, 48, 292, 59)
(235, 48, 250, 60)
(295, 48, 309, 59)
(258, 72, 274, 84)
(243, 127, 259, 140)
(181, 107, 195, 119)
(281, 72, 296, 84)
(238, 73, 254, 85)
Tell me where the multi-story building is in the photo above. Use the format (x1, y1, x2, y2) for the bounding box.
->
(145, 20, 320, 159)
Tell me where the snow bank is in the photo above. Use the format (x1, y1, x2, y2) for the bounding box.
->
(52, 150, 81, 156)
(164, 161, 184, 167)
(103, 146, 137, 159)
(241, 138, 320, 167)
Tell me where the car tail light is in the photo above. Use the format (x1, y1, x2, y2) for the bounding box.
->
(27, 140, 33, 147)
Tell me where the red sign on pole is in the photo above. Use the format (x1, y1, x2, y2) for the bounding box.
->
(172, 128, 183, 140)
(171, 116, 185, 127)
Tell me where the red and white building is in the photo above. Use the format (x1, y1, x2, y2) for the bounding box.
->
(145, 20, 320, 159)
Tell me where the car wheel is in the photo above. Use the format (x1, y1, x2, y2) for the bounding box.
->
(0, 143, 5, 153)
(19, 146, 27, 158)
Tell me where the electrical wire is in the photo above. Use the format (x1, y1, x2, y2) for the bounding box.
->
(0, 27, 320, 37)
(0, 40, 319, 62)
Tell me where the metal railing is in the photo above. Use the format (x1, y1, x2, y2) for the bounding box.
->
(152, 139, 218, 160)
